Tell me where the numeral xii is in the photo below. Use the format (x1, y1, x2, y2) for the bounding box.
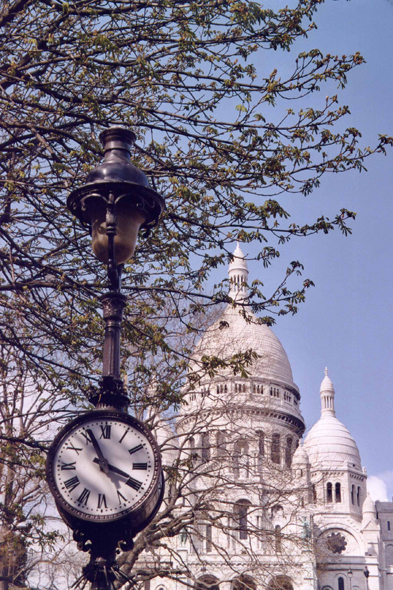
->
(100, 425, 111, 439)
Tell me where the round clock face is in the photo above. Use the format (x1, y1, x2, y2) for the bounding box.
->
(47, 411, 161, 522)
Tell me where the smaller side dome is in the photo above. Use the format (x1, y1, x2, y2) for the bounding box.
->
(304, 369, 362, 470)
(292, 443, 309, 466)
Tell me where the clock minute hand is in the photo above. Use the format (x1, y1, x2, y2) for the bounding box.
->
(87, 429, 109, 475)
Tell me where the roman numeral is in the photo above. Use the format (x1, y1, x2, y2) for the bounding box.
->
(64, 476, 80, 492)
(81, 431, 92, 444)
(133, 463, 147, 470)
(60, 461, 76, 470)
(126, 476, 142, 491)
(117, 490, 127, 504)
(117, 491, 127, 504)
(77, 488, 90, 506)
(100, 425, 111, 439)
(128, 444, 143, 455)
(65, 443, 83, 454)
(119, 429, 129, 443)
(97, 494, 107, 509)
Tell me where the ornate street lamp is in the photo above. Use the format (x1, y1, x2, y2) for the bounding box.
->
(46, 127, 165, 590)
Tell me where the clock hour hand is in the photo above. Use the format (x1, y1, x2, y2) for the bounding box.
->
(86, 429, 109, 475)
(92, 459, 142, 490)
(93, 457, 129, 479)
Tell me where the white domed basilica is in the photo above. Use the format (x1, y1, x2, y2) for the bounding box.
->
(144, 245, 393, 590)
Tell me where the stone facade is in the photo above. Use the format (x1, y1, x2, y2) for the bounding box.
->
(146, 245, 393, 590)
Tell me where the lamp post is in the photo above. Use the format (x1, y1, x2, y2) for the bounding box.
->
(46, 127, 165, 590)
(67, 126, 165, 409)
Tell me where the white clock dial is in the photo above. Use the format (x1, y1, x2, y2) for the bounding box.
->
(52, 416, 156, 519)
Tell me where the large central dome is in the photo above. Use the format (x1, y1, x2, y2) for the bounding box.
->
(191, 244, 299, 393)
(181, 244, 305, 437)
(192, 304, 298, 392)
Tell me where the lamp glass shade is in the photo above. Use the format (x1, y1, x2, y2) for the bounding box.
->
(89, 200, 147, 264)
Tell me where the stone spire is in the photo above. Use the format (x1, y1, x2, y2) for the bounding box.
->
(320, 367, 335, 417)
(228, 242, 249, 300)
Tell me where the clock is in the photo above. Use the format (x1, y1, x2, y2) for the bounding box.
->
(46, 410, 164, 540)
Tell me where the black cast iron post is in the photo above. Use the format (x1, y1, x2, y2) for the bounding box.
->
(65, 127, 165, 587)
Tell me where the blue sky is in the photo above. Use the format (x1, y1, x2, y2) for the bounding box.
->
(209, 0, 393, 499)
(269, 0, 393, 500)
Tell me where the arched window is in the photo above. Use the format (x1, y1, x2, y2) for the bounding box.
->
(326, 482, 333, 503)
(338, 577, 344, 590)
(201, 433, 210, 463)
(216, 431, 226, 458)
(388, 521, 391, 531)
(258, 431, 265, 472)
(225, 384, 227, 393)
(351, 484, 355, 505)
(267, 576, 293, 590)
(196, 575, 220, 590)
(189, 437, 197, 464)
(271, 504, 284, 535)
(233, 446, 240, 478)
(285, 437, 292, 468)
(234, 500, 251, 540)
(271, 433, 281, 464)
(357, 486, 361, 507)
(312, 484, 317, 504)
(275, 525, 282, 552)
(206, 524, 212, 553)
(335, 482, 341, 503)
(216, 386, 219, 393)
(233, 440, 249, 478)
(386, 544, 393, 565)
(232, 576, 256, 590)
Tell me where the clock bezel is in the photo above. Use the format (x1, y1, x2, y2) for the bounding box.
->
(46, 410, 162, 524)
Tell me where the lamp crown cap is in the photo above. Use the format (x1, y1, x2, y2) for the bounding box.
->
(99, 126, 136, 155)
